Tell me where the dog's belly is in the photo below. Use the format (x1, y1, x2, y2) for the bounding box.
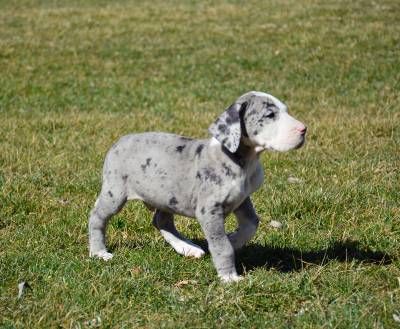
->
(126, 176, 197, 218)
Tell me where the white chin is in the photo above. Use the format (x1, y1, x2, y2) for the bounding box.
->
(268, 139, 305, 152)
(254, 145, 265, 153)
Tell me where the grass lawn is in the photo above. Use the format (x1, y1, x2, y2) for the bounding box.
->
(1, 0, 399, 327)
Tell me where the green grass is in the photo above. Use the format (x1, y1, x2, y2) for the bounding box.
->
(1, 0, 399, 327)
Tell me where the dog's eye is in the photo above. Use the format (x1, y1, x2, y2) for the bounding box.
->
(265, 111, 275, 119)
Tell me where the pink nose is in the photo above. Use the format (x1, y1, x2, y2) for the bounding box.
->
(296, 125, 307, 135)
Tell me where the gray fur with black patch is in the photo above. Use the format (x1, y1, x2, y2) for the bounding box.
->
(88, 91, 307, 283)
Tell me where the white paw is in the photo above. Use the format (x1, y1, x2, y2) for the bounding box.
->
(170, 240, 205, 258)
(220, 273, 243, 283)
(90, 250, 114, 261)
(182, 245, 206, 258)
(160, 230, 205, 258)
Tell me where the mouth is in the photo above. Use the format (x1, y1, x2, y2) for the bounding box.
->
(294, 136, 306, 149)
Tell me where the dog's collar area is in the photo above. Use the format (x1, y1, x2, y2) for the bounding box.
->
(221, 146, 245, 167)
(220, 141, 256, 168)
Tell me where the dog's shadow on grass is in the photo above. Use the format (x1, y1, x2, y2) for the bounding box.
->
(234, 239, 393, 274)
(112, 238, 393, 274)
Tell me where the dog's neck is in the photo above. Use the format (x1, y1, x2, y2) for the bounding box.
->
(220, 138, 259, 168)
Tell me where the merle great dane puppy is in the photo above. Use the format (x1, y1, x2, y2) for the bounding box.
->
(88, 91, 307, 283)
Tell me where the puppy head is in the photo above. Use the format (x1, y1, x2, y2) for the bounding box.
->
(209, 91, 307, 153)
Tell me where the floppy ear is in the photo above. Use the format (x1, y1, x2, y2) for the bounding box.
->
(208, 103, 243, 153)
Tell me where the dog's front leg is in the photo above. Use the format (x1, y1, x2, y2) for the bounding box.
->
(197, 203, 242, 283)
(229, 197, 259, 250)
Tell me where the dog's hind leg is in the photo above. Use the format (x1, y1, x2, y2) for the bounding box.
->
(89, 184, 126, 261)
(152, 210, 205, 258)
